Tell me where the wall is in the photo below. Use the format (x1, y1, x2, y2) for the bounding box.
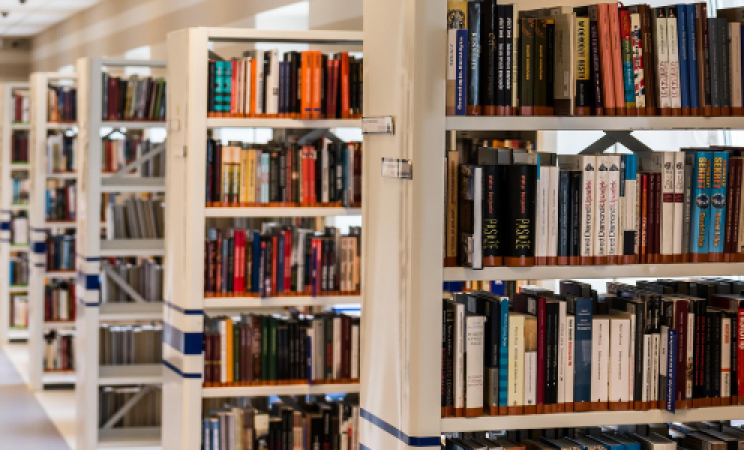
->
(31, 0, 363, 72)
(0, 38, 32, 82)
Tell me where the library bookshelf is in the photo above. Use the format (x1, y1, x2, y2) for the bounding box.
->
(359, 1, 744, 449)
(163, 28, 363, 450)
(28, 72, 78, 391)
(74, 57, 167, 450)
(0, 82, 30, 343)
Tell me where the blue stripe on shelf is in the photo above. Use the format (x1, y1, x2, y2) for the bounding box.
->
(34, 263, 45, 268)
(80, 272, 100, 291)
(359, 409, 440, 447)
(163, 322, 202, 355)
(0, 222, 9, 231)
(78, 297, 99, 307)
(164, 300, 204, 316)
(162, 359, 201, 379)
(31, 227, 48, 232)
(75, 254, 100, 262)
(31, 241, 45, 254)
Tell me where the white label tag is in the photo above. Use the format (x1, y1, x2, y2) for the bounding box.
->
(381, 158, 412, 180)
(362, 116, 394, 135)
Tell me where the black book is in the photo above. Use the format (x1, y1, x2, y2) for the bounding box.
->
(328, 147, 337, 202)
(468, 1, 482, 115)
(269, 150, 280, 202)
(321, 54, 328, 116)
(496, 5, 506, 108)
(557, 170, 571, 261)
(290, 52, 300, 114)
(546, 300, 560, 405)
(703, 310, 714, 398)
(458, 165, 483, 268)
(478, 147, 510, 266)
(712, 310, 722, 398)
(504, 5, 514, 110)
(481, 0, 498, 113)
(281, 407, 293, 450)
(718, 18, 730, 110)
(569, 171, 583, 260)
(708, 18, 720, 109)
(269, 418, 282, 450)
(546, 21, 555, 113)
(279, 150, 287, 202)
(324, 315, 334, 380)
(443, 300, 455, 415)
(533, 19, 547, 113)
(519, 19, 536, 113)
(693, 298, 706, 399)
(504, 154, 537, 266)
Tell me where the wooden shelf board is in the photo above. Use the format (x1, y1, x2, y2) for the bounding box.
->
(207, 117, 360, 129)
(204, 295, 361, 311)
(205, 207, 361, 218)
(446, 116, 744, 131)
(202, 382, 360, 398)
(99, 364, 162, 385)
(98, 426, 161, 448)
(99, 302, 163, 321)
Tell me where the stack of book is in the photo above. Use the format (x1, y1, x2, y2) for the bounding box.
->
(46, 134, 76, 173)
(102, 137, 165, 176)
(10, 212, 28, 245)
(12, 173, 30, 205)
(9, 254, 28, 287)
(10, 294, 28, 329)
(12, 132, 28, 163)
(202, 397, 360, 450)
(13, 89, 29, 123)
(208, 50, 362, 119)
(44, 281, 75, 322)
(204, 225, 361, 297)
(103, 259, 163, 303)
(105, 197, 164, 239)
(206, 138, 363, 208)
(447, 144, 744, 269)
(47, 86, 76, 122)
(441, 277, 744, 418)
(101, 74, 166, 121)
(99, 323, 162, 365)
(100, 386, 161, 428)
(45, 180, 76, 222)
(45, 232, 75, 271)
(43, 329, 74, 371)
(447, 2, 744, 116)
(203, 312, 361, 387)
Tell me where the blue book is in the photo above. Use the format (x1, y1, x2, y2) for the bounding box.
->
(490, 280, 505, 295)
(610, 434, 641, 450)
(454, 29, 469, 116)
(677, 5, 690, 110)
(209, 417, 220, 450)
(687, 4, 699, 109)
(307, 334, 313, 383)
(277, 235, 285, 293)
(666, 328, 677, 412)
(708, 151, 729, 257)
(251, 231, 261, 293)
(574, 297, 593, 404)
(203, 419, 211, 450)
(498, 297, 509, 409)
(690, 152, 712, 256)
(589, 435, 624, 450)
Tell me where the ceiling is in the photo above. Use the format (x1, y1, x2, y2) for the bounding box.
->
(0, 0, 101, 37)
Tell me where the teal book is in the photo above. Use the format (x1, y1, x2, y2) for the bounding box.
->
(498, 297, 509, 408)
(690, 152, 712, 256)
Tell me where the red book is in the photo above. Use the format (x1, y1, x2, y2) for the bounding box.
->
(272, 236, 278, 295)
(231, 59, 238, 115)
(302, 147, 310, 204)
(340, 53, 350, 118)
(284, 229, 292, 293)
(536, 296, 547, 412)
(14, 94, 21, 122)
(234, 230, 245, 294)
(70, 284, 76, 320)
(598, 4, 616, 114)
(608, 4, 626, 115)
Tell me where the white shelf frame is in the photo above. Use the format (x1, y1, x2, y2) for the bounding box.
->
(163, 27, 363, 450)
(28, 72, 78, 392)
(74, 57, 167, 450)
(0, 82, 30, 344)
(360, 1, 744, 448)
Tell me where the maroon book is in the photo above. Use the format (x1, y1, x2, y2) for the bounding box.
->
(341, 315, 351, 379)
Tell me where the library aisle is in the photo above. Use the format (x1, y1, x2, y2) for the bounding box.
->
(0, 343, 71, 449)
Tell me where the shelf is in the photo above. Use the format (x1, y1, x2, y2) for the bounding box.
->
(443, 262, 744, 281)
(11, 123, 30, 130)
(45, 122, 77, 130)
(98, 426, 161, 448)
(8, 329, 29, 340)
(99, 364, 162, 385)
(42, 371, 76, 384)
(45, 172, 77, 179)
(101, 120, 166, 129)
(202, 382, 360, 398)
(43, 221, 77, 228)
(98, 302, 162, 321)
(207, 117, 360, 129)
(440, 405, 744, 432)
(43, 320, 76, 329)
(100, 177, 165, 193)
(10, 163, 29, 169)
(445, 116, 744, 131)
(45, 271, 77, 279)
(205, 207, 361, 218)
(9, 244, 29, 252)
(204, 295, 361, 311)
(9, 204, 29, 210)
(99, 239, 165, 257)
(9, 286, 28, 293)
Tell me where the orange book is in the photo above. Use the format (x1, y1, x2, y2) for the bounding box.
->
(225, 317, 234, 384)
(312, 51, 322, 119)
(598, 4, 616, 114)
(341, 52, 350, 119)
(608, 3, 626, 115)
(301, 51, 312, 119)
(250, 59, 257, 117)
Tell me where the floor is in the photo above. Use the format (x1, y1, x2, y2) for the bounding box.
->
(1, 341, 75, 450)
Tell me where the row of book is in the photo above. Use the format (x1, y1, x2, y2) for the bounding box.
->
(205, 225, 362, 297)
(208, 50, 362, 119)
(99, 324, 162, 366)
(48, 86, 76, 123)
(46, 180, 76, 222)
(10, 294, 28, 329)
(102, 137, 165, 176)
(444, 423, 744, 450)
(102, 259, 163, 304)
(9, 213, 28, 245)
(100, 386, 161, 428)
(47, 134, 76, 174)
(105, 197, 164, 239)
(202, 397, 359, 450)
(43, 329, 74, 371)
(101, 74, 166, 121)
(447, 145, 744, 269)
(206, 138, 363, 208)
(12, 173, 30, 205)
(45, 232, 75, 271)
(447, 2, 744, 116)
(442, 277, 744, 418)
(203, 312, 361, 386)
(12, 132, 28, 163)
(9, 254, 28, 287)
(44, 281, 75, 322)
(13, 89, 29, 123)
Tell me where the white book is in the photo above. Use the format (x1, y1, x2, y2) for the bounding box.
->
(266, 49, 280, 115)
(565, 315, 575, 406)
(547, 165, 560, 261)
(508, 313, 526, 408)
(557, 300, 567, 404)
(686, 311, 695, 399)
(59, 290, 68, 320)
(581, 155, 596, 261)
(666, 10, 681, 109)
(661, 152, 676, 259)
(651, 332, 661, 402)
(731, 23, 743, 110)
(315, 319, 324, 381)
(12, 216, 28, 245)
(631, 12, 646, 107)
(654, 12, 671, 108)
(220, 320, 228, 384)
(609, 315, 631, 403)
(333, 317, 342, 379)
(454, 302, 466, 414)
(642, 334, 652, 402)
(536, 165, 550, 264)
(591, 316, 610, 403)
(322, 142, 330, 203)
(722, 317, 732, 398)
(254, 50, 265, 115)
(673, 152, 685, 259)
(465, 315, 485, 414)
(471, 167, 483, 269)
(447, 30, 458, 113)
(607, 156, 621, 260)
(244, 57, 253, 115)
(524, 346, 537, 408)
(594, 155, 610, 260)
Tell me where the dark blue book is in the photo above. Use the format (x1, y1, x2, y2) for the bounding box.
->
(677, 4, 690, 110)
(454, 29, 469, 115)
(573, 296, 593, 404)
(252, 231, 261, 293)
(687, 5, 699, 109)
(588, 435, 624, 450)
(277, 234, 285, 293)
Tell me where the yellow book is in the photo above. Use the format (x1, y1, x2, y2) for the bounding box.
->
(239, 145, 248, 203)
(246, 149, 257, 204)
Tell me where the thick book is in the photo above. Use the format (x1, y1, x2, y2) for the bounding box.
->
(553, 12, 576, 116)
(677, 4, 691, 115)
(620, 8, 636, 110)
(445, 148, 459, 266)
(533, 19, 548, 115)
(467, 1, 482, 115)
(507, 312, 526, 415)
(479, 147, 510, 266)
(666, 7, 682, 114)
(653, 8, 671, 114)
(458, 165, 483, 269)
(609, 4, 626, 115)
(690, 151, 712, 262)
(708, 151, 729, 261)
(504, 155, 537, 267)
(589, 6, 604, 115)
(575, 16, 592, 115)
(590, 315, 610, 410)
(598, 4, 616, 114)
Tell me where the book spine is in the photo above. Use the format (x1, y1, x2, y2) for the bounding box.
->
(595, 155, 610, 264)
(719, 19, 730, 113)
(598, 4, 616, 114)
(641, 5, 657, 113)
(725, 159, 738, 260)
(504, 5, 514, 114)
(609, 318, 631, 408)
(445, 150, 459, 266)
(465, 315, 485, 416)
(607, 156, 620, 263)
(496, 5, 506, 113)
(447, 30, 458, 115)
(731, 159, 742, 261)
(687, 310, 695, 401)
(675, 301, 689, 408)
(624, 154, 638, 263)
(505, 164, 537, 267)
(519, 19, 536, 115)
(722, 317, 732, 401)
(580, 156, 595, 264)
(589, 11, 604, 113)
(655, 8, 671, 112)
(507, 314, 525, 415)
(661, 152, 676, 261)
(533, 19, 548, 114)
(467, 1, 482, 115)
(673, 152, 686, 261)
(576, 17, 592, 114)
(454, 30, 469, 115)
(570, 171, 583, 264)
(631, 11, 645, 109)
(557, 301, 567, 411)
(535, 164, 549, 265)
(566, 314, 575, 410)
(498, 298, 510, 414)
(483, 164, 503, 266)
(677, 5, 690, 114)
(730, 23, 743, 112)
(738, 307, 744, 402)
(620, 9, 636, 109)
(454, 302, 465, 416)
(691, 152, 712, 261)
(558, 170, 571, 264)
(481, 0, 498, 115)
(547, 166, 560, 265)
(709, 18, 721, 111)
(667, 7, 682, 111)
(708, 152, 729, 260)
(591, 318, 610, 409)
(610, 5, 626, 114)
(687, 5, 700, 112)
(524, 317, 538, 414)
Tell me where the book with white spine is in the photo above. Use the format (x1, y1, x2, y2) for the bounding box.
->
(265, 49, 280, 115)
(661, 151, 676, 261)
(565, 314, 575, 409)
(254, 50, 265, 115)
(722, 317, 731, 399)
(731, 23, 743, 111)
(686, 311, 694, 399)
(609, 313, 631, 405)
(536, 164, 550, 265)
(666, 7, 682, 109)
(454, 301, 465, 416)
(653, 8, 671, 109)
(557, 300, 567, 407)
(591, 316, 610, 404)
(508, 313, 526, 410)
(548, 165, 560, 264)
(581, 155, 596, 264)
(594, 155, 610, 263)
(607, 155, 621, 263)
(673, 152, 685, 260)
(465, 315, 485, 416)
